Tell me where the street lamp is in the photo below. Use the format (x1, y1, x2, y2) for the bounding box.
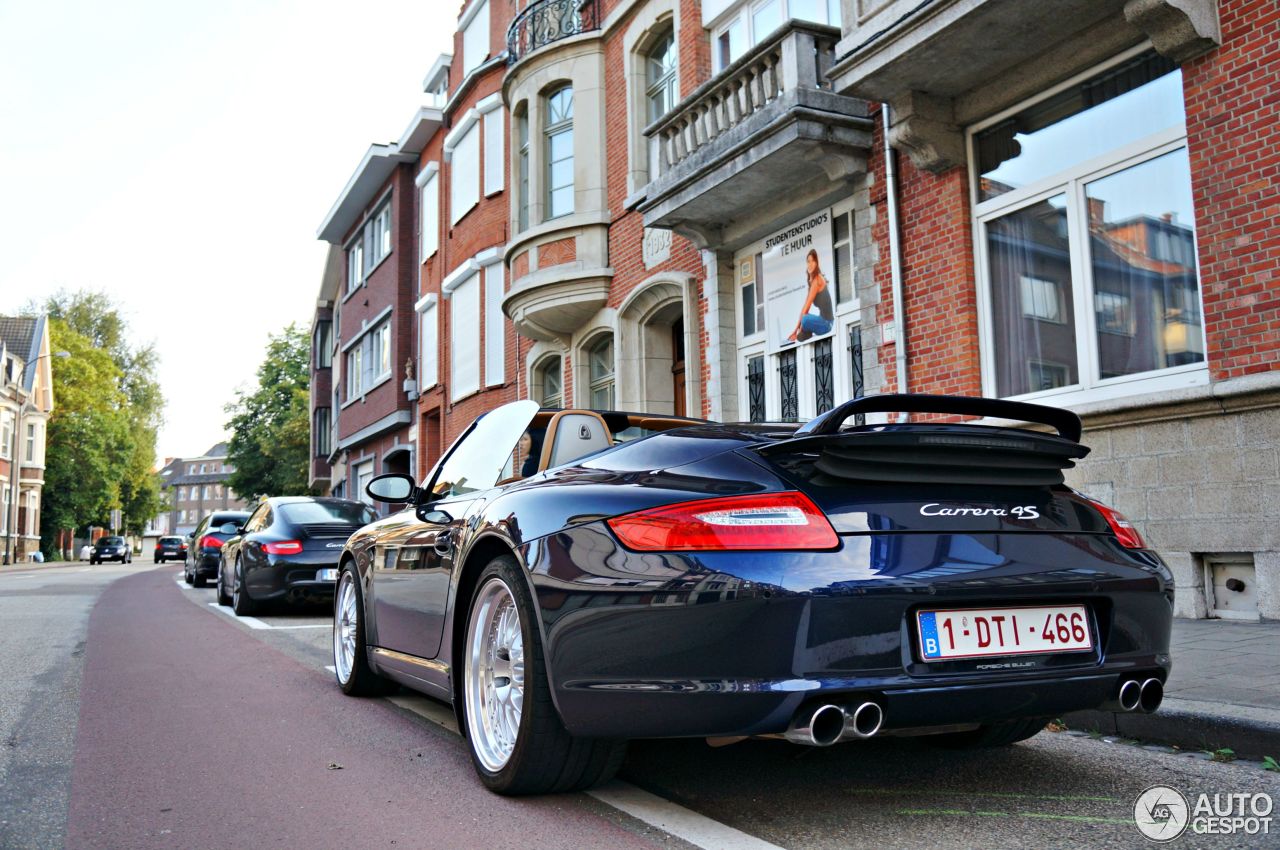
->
(3, 349, 70, 565)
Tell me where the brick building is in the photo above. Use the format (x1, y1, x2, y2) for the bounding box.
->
(312, 0, 1277, 619)
(0, 314, 55, 563)
(154, 443, 251, 535)
(315, 109, 442, 503)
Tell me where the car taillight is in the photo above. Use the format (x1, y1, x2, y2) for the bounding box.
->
(200, 536, 223, 549)
(607, 491, 838, 551)
(263, 540, 304, 555)
(1085, 497, 1146, 549)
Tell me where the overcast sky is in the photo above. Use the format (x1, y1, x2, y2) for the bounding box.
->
(0, 0, 454, 462)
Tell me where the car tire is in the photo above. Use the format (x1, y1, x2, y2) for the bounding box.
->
(192, 571, 206, 588)
(183, 566, 193, 584)
(216, 563, 232, 607)
(232, 560, 259, 616)
(333, 567, 395, 697)
(925, 716, 1050, 749)
(156, 557, 164, 564)
(462, 555, 626, 795)
(89, 558, 96, 565)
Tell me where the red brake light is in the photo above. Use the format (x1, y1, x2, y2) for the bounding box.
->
(263, 540, 304, 555)
(1085, 497, 1146, 549)
(607, 491, 838, 551)
(200, 535, 223, 549)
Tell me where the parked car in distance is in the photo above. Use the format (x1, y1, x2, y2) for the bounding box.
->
(335, 395, 1174, 796)
(154, 535, 187, 564)
(184, 511, 251, 587)
(217, 497, 376, 615)
(90, 536, 131, 565)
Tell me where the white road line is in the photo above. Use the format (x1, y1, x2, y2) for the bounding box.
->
(589, 782, 786, 850)
(324, 665, 336, 674)
(385, 691, 784, 850)
(206, 602, 272, 630)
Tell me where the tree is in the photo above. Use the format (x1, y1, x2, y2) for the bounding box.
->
(33, 290, 165, 540)
(225, 324, 314, 499)
(39, 319, 134, 547)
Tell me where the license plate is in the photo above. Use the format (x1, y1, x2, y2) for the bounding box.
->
(316, 568, 338, 582)
(917, 605, 1092, 662)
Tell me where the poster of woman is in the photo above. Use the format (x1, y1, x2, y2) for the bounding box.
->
(761, 211, 836, 353)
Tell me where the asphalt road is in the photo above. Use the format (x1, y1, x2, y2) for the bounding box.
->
(2, 560, 1278, 850)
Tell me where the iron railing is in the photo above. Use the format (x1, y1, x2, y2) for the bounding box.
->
(507, 0, 600, 65)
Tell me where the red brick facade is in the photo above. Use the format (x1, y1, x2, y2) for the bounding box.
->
(1182, 0, 1280, 380)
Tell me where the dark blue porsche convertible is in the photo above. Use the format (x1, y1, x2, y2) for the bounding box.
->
(331, 394, 1173, 795)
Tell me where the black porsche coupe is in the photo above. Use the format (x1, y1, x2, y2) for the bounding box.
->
(332, 394, 1173, 795)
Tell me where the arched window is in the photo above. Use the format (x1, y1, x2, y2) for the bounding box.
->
(587, 335, 615, 409)
(538, 356, 563, 408)
(544, 86, 574, 219)
(646, 29, 677, 178)
(516, 105, 530, 232)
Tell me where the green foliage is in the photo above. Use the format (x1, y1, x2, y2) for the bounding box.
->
(1263, 756, 1279, 772)
(31, 290, 165, 548)
(225, 324, 315, 499)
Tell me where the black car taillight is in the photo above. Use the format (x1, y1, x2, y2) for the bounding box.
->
(1083, 497, 1146, 549)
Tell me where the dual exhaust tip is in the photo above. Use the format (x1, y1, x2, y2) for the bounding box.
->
(1107, 677, 1164, 714)
(785, 701, 883, 747)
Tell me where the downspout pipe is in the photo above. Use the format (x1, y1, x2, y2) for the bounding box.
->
(881, 104, 908, 420)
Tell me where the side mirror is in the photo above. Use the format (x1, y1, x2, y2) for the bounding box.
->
(416, 505, 453, 525)
(366, 473, 417, 504)
(218, 522, 242, 535)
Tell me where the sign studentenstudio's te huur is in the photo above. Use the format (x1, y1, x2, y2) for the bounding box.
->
(761, 211, 837, 354)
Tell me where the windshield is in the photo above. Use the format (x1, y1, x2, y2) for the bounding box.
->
(159, 537, 183, 545)
(280, 501, 377, 526)
(432, 400, 540, 498)
(99, 537, 124, 546)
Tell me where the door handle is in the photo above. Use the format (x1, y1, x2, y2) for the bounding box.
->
(434, 530, 454, 557)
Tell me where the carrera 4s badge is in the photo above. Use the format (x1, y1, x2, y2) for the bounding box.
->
(919, 503, 1040, 519)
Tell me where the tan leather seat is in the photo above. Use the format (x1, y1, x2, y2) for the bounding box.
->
(539, 410, 612, 471)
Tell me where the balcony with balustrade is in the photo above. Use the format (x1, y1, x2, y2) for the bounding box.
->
(635, 21, 873, 253)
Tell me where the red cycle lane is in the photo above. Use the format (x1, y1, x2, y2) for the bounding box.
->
(64, 568, 663, 850)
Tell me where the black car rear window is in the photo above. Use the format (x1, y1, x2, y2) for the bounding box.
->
(280, 501, 376, 526)
(99, 537, 124, 546)
(159, 537, 183, 544)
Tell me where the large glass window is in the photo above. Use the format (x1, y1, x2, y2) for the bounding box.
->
(973, 51, 1203, 402)
(545, 86, 574, 219)
(587, 335, 615, 409)
(646, 30, 677, 179)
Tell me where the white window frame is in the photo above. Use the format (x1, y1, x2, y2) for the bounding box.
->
(460, 0, 490, 77)
(968, 46, 1209, 409)
(484, 264, 505, 387)
(450, 271, 482, 401)
(732, 196, 861, 422)
(354, 458, 376, 506)
(343, 313, 394, 403)
(0, 410, 11, 459)
(544, 86, 574, 220)
(710, 0, 841, 73)
(450, 121, 481, 225)
(0, 487, 8, 534)
(25, 491, 37, 536)
(417, 295, 440, 390)
(418, 163, 440, 261)
(483, 108, 504, 196)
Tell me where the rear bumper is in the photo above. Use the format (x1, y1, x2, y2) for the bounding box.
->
(525, 524, 1174, 739)
(244, 556, 339, 604)
(193, 554, 221, 577)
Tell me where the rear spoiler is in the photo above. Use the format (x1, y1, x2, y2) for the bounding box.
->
(795, 394, 1082, 443)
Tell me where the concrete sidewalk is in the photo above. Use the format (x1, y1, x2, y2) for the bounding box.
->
(1065, 618, 1280, 760)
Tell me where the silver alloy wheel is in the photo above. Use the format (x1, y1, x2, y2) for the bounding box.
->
(464, 577, 526, 773)
(334, 572, 358, 685)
